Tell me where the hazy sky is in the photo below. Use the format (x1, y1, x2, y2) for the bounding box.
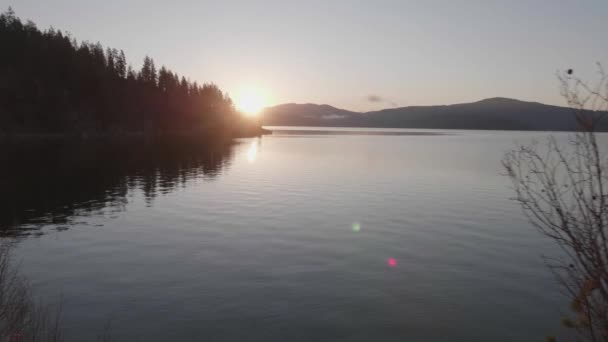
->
(4, 0, 608, 111)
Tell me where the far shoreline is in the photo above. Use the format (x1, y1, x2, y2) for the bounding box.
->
(0, 126, 272, 142)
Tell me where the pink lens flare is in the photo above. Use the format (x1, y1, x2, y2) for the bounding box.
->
(387, 258, 397, 267)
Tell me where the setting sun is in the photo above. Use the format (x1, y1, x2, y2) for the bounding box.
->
(235, 89, 268, 116)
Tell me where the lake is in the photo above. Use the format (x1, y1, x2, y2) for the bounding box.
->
(1, 127, 581, 341)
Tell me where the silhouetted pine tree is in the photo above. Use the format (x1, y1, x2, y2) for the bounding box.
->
(0, 9, 257, 138)
(116, 50, 127, 79)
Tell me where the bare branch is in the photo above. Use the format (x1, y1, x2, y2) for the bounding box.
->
(505, 65, 608, 341)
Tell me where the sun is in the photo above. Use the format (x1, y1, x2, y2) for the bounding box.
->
(235, 88, 267, 116)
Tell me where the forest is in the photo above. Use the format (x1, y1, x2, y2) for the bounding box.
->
(0, 8, 264, 138)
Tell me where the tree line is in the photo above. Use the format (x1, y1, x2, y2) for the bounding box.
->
(0, 8, 259, 137)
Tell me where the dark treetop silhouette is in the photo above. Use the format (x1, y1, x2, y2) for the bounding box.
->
(0, 8, 265, 138)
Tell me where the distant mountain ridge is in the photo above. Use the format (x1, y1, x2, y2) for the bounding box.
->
(262, 98, 608, 131)
(262, 103, 361, 126)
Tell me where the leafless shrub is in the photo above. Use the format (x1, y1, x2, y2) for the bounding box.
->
(0, 241, 63, 342)
(503, 65, 608, 341)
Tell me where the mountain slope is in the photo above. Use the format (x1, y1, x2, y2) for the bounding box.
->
(262, 103, 361, 126)
(262, 98, 607, 131)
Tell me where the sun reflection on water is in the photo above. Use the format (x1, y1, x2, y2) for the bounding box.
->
(247, 141, 258, 163)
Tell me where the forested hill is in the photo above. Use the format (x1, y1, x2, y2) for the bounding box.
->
(263, 98, 608, 132)
(0, 9, 264, 138)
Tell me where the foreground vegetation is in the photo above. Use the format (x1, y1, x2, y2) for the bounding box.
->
(504, 67, 608, 341)
(0, 8, 264, 138)
(0, 242, 63, 342)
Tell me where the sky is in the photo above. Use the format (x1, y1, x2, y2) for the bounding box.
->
(3, 0, 608, 111)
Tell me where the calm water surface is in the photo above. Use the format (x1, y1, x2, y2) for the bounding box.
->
(2, 128, 588, 341)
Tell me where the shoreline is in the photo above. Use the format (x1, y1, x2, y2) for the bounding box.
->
(0, 127, 272, 142)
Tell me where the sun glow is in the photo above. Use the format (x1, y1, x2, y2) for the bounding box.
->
(247, 141, 258, 163)
(235, 88, 268, 116)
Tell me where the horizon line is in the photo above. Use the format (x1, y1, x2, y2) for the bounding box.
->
(264, 96, 564, 113)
